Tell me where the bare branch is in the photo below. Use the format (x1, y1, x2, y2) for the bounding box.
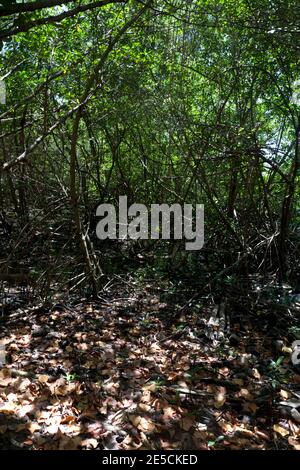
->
(0, 0, 127, 39)
(0, 0, 83, 17)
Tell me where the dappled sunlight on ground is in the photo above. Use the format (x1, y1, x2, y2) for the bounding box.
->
(1, 281, 300, 449)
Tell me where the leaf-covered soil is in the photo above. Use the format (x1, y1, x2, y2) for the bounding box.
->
(1, 278, 300, 450)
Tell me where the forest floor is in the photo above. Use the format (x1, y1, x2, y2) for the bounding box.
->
(1, 276, 300, 450)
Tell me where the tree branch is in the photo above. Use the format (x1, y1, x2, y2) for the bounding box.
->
(1, 1, 152, 172)
(0, 0, 127, 39)
(0, 0, 81, 17)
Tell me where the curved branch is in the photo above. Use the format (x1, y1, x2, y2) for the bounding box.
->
(1, 1, 152, 172)
(69, 1, 152, 289)
(0, 0, 127, 40)
(0, 1, 83, 17)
